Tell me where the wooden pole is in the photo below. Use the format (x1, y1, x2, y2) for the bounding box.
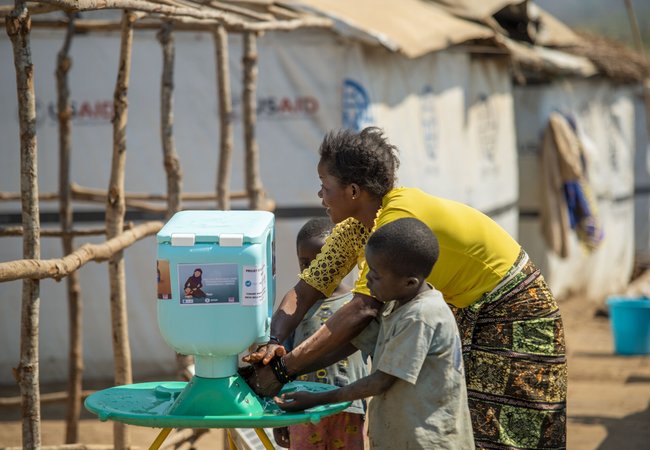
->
(623, 0, 650, 136)
(214, 24, 233, 210)
(242, 31, 263, 210)
(156, 19, 190, 381)
(5, 1, 42, 448)
(106, 10, 136, 450)
(55, 14, 84, 444)
(157, 20, 182, 219)
(0, 221, 163, 283)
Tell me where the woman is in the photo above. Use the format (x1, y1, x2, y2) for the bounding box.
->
(245, 127, 567, 449)
(183, 268, 206, 298)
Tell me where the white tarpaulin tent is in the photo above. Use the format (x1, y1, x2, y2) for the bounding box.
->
(515, 79, 636, 301)
(0, 6, 519, 383)
(634, 85, 650, 260)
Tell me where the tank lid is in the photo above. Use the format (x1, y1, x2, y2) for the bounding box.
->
(156, 210, 274, 244)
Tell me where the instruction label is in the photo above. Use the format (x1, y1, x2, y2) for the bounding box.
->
(178, 263, 239, 305)
(242, 264, 266, 306)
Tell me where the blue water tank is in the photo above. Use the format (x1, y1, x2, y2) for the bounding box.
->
(156, 210, 275, 378)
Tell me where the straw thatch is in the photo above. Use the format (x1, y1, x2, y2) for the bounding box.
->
(566, 31, 650, 83)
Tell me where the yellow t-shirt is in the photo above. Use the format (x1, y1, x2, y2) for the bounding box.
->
(300, 187, 521, 308)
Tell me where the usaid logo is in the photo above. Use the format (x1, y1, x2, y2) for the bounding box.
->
(230, 95, 320, 120)
(28, 98, 114, 128)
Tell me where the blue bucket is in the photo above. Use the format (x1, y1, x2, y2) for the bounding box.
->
(606, 297, 650, 355)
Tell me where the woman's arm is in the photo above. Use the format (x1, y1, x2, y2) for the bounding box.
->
(283, 292, 381, 377)
(242, 293, 380, 397)
(275, 370, 396, 412)
(243, 279, 324, 364)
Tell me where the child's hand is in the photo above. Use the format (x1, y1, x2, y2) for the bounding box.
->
(239, 362, 284, 397)
(272, 427, 290, 448)
(274, 392, 321, 412)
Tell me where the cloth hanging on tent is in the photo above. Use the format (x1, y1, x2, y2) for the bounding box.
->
(540, 111, 603, 258)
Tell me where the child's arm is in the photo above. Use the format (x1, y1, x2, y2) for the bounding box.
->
(275, 370, 396, 412)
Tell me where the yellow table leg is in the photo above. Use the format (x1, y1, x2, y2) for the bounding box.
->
(254, 428, 275, 450)
(149, 428, 173, 450)
(227, 429, 238, 450)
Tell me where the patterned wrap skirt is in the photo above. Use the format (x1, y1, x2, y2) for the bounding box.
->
(451, 250, 567, 450)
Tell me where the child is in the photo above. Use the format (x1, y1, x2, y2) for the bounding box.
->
(273, 217, 370, 449)
(275, 218, 474, 450)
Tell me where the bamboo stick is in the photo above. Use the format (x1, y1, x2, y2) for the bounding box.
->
(0, 221, 162, 282)
(55, 14, 83, 444)
(106, 12, 136, 450)
(157, 21, 183, 218)
(242, 32, 264, 210)
(214, 24, 234, 210)
(37, 0, 243, 25)
(156, 19, 191, 382)
(6, 1, 42, 448)
(71, 183, 249, 201)
(0, 191, 58, 201)
(0, 226, 109, 237)
(26, 16, 333, 32)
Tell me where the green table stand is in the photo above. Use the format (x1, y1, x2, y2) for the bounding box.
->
(85, 376, 350, 449)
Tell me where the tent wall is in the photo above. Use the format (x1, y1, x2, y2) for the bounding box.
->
(0, 28, 516, 383)
(514, 79, 636, 302)
(633, 88, 650, 260)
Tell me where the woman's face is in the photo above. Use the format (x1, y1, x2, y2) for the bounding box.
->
(317, 161, 356, 224)
(194, 270, 201, 277)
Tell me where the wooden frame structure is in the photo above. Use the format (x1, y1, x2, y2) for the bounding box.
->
(1, 1, 331, 448)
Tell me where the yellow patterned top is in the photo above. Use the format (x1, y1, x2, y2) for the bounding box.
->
(300, 187, 521, 308)
(298, 217, 370, 297)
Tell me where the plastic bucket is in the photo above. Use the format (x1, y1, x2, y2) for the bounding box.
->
(606, 297, 650, 355)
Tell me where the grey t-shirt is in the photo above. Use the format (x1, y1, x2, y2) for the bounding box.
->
(353, 288, 474, 449)
(291, 291, 369, 415)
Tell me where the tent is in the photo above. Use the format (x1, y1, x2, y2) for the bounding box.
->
(1, 0, 520, 383)
(510, 28, 649, 301)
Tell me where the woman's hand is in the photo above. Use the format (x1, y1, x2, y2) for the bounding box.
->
(272, 427, 290, 448)
(274, 391, 323, 412)
(242, 342, 287, 365)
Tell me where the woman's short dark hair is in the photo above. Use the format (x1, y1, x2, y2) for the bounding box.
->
(318, 127, 399, 198)
(366, 218, 439, 278)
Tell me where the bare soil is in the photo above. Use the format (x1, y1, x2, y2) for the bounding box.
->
(1, 293, 649, 449)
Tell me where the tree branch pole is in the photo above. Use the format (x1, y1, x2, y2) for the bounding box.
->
(6, 1, 42, 448)
(157, 21, 182, 219)
(214, 24, 233, 210)
(242, 31, 263, 210)
(55, 13, 83, 443)
(623, 0, 650, 136)
(106, 10, 136, 450)
(0, 221, 163, 283)
(156, 19, 190, 381)
(0, 226, 109, 237)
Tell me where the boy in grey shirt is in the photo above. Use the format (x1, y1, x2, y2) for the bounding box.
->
(276, 218, 474, 449)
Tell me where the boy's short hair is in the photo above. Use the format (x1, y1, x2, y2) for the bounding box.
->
(297, 217, 334, 247)
(366, 218, 439, 278)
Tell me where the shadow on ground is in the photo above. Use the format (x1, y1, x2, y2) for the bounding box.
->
(570, 401, 650, 450)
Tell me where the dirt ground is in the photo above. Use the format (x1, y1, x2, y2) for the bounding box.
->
(1, 293, 649, 449)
